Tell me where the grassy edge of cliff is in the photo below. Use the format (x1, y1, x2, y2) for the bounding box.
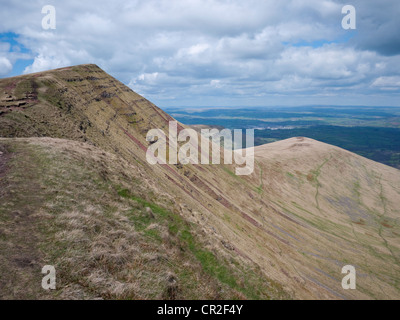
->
(0, 137, 290, 300)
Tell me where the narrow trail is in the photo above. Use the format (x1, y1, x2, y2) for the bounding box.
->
(376, 175, 400, 270)
(257, 161, 264, 194)
(0, 142, 46, 299)
(313, 156, 331, 213)
(0, 144, 11, 184)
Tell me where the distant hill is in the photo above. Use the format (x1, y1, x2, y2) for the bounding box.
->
(166, 107, 400, 169)
(1, 65, 399, 299)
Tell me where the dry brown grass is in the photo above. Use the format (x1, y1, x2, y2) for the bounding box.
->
(0, 137, 287, 300)
(1, 65, 399, 300)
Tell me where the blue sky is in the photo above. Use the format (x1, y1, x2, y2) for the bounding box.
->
(0, 0, 400, 107)
(0, 32, 33, 76)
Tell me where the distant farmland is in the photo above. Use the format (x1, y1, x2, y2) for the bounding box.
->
(166, 106, 400, 169)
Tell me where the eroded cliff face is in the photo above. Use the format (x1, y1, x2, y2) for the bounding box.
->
(1, 65, 399, 299)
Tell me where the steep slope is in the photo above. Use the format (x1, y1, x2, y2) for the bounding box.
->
(1, 65, 399, 299)
(249, 138, 400, 299)
(0, 137, 286, 299)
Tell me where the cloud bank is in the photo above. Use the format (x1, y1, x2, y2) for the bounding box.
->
(0, 0, 399, 106)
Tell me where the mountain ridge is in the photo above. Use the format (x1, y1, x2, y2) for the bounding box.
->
(1, 64, 399, 299)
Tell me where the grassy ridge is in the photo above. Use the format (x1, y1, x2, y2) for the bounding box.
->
(0, 137, 288, 300)
(118, 189, 289, 300)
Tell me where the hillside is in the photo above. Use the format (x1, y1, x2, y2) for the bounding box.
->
(0, 137, 287, 299)
(1, 65, 399, 299)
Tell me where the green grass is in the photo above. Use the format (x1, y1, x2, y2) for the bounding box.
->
(14, 79, 33, 99)
(179, 229, 238, 292)
(286, 172, 295, 178)
(353, 181, 361, 204)
(223, 166, 239, 179)
(118, 188, 288, 299)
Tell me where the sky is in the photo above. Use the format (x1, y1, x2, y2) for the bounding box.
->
(0, 0, 400, 108)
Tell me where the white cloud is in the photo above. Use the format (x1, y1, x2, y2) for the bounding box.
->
(0, 0, 399, 106)
(210, 79, 222, 88)
(371, 76, 400, 91)
(24, 53, 69, 74)
(0, 57, 12, 75)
